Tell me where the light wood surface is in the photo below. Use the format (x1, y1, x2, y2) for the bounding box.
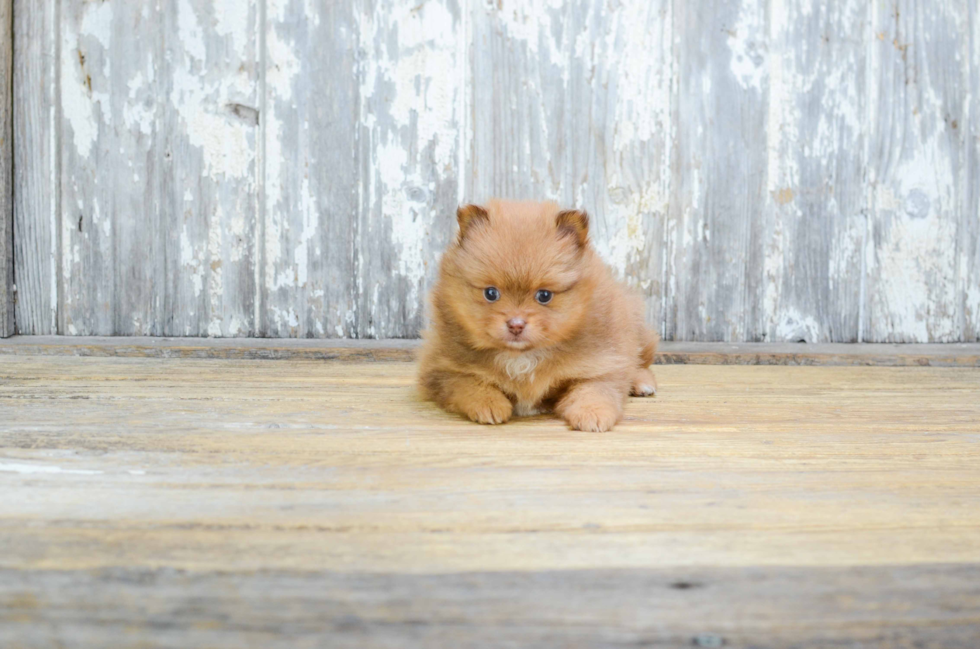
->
(11, 0, 980, 342)
(1, 354, 978, 646)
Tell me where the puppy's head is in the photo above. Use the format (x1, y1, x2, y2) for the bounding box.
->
(439, 200, 594, 351)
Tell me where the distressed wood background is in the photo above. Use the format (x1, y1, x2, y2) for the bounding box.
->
(0, 0, 12, 337)
(8, 0, 980, 341)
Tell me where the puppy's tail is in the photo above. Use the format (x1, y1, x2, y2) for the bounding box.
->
(639, 328, 659, 368)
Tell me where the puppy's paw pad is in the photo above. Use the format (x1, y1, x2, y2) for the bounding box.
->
(563, 404, 620, 433)
(465, 394, 513, 425)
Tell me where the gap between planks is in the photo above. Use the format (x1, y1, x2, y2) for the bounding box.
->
(0, 336, 979, 366)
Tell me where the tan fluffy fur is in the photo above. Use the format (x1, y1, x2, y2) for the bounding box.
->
(418, 200, 658, 432)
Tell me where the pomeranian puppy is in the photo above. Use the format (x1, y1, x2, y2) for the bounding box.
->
(418, 200, 658, 432)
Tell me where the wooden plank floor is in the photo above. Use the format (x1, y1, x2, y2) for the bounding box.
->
(1, 353, 979, 648)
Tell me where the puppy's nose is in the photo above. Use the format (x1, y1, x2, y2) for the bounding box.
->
(507, 318, 526, 336)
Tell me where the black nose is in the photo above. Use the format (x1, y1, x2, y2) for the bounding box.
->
(507, 318, 526, 336)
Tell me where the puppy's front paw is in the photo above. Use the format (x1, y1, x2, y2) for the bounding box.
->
(464, 390, 513, 425)
(562, 401, 621, 433)
(630, 368, 658, 397)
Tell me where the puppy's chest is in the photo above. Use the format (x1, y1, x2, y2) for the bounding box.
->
(492, 351, 559, 403)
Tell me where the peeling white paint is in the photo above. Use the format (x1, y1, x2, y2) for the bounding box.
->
(596, 183, 666, 278)
(213, 0, 250, 59)
(608, 2, 670, 152)
(123, 70, 157, 136)
(62, 6, 111, 159)
(727, 0, 767, 92)
(80, 1, 113, 50)
(263, 2, 303, 305)
(207, 210, 224, 336)
(171, 67, 253, 179)
(170, 0, 254, 180)
(24, 0, 977, 343)
(359, 0, 460, 305)
(489, 0, 565, 57)
(177, 0, 207, 63)
(774, 307, 822, 342)
(871, 87, 959, 342)
(181, 227, 205, 299)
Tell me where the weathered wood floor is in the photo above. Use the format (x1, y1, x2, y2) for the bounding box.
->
(1, 347, 979, 648)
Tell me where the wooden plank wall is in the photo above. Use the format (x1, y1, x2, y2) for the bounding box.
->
(0, 0, 12, 337)
(9, 0, 980, 342)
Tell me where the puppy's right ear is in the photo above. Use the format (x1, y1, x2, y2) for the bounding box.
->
(456, 204, 489, 240)
(556, 209, 589, 247)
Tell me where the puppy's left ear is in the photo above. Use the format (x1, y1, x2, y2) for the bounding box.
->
(556, 209, 590, 247)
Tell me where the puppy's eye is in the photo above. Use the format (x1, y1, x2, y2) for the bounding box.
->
(535, 289, 553, 305)
(484, 287, 500, 302)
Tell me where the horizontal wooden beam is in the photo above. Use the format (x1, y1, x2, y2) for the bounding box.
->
(1, 336, 979, 366)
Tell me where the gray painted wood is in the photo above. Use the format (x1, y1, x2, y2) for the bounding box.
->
(667, 0, 769, 342)
(760, 0, 868, 343)
(356, 0, 462, 339)
(261, 0, 357, 338)
(865, 0, 970, 343)
(58, 0, 258, 336)
(9, 0, 980, 341)
(0, 0, 11, 337)
(468, 0, 671, 330)
(161, 1, 260, 337)
(12, 0, 57, 335)
(965, 4, 980, 343)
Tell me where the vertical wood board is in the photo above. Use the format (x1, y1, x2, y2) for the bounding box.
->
(354, 0, 462, 339)
(667, 0, 770, 342)
(864, 0, 970, 342)
(0, 0, 12, 337)
(760, 0, 868, 343)
(964, 2, 980, 341)
(261, 0, 358, 338)
(468, 0, 672, 331)
(58, 0, 258, 336)
(162, 0, 260, 337)
(12, 0, 57, 335)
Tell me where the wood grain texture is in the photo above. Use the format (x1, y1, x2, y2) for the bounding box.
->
(355, 0, 462, 338)
(12, 0, 57, 335)
(865, 0, 970, 342)
(0, 0, 11, 337)
(667, 0, 769, 342)
(0, 357, 979, 646)
(2, 337, 980, 367)
(57, 1, 259, 336)
(965, 3, 980, 342)
(468, 0, 671, 329)
(761, 0, 868, 343)
(261, 0, 357, 338)
(9, 0, 980, 342)
(162, 0, 260, 337)
(2, 566, 979, 648)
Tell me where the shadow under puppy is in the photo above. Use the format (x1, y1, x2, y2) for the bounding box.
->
(419, 200, 658, 432)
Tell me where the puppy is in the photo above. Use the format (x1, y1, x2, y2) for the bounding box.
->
(418, 200, 658, 432)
